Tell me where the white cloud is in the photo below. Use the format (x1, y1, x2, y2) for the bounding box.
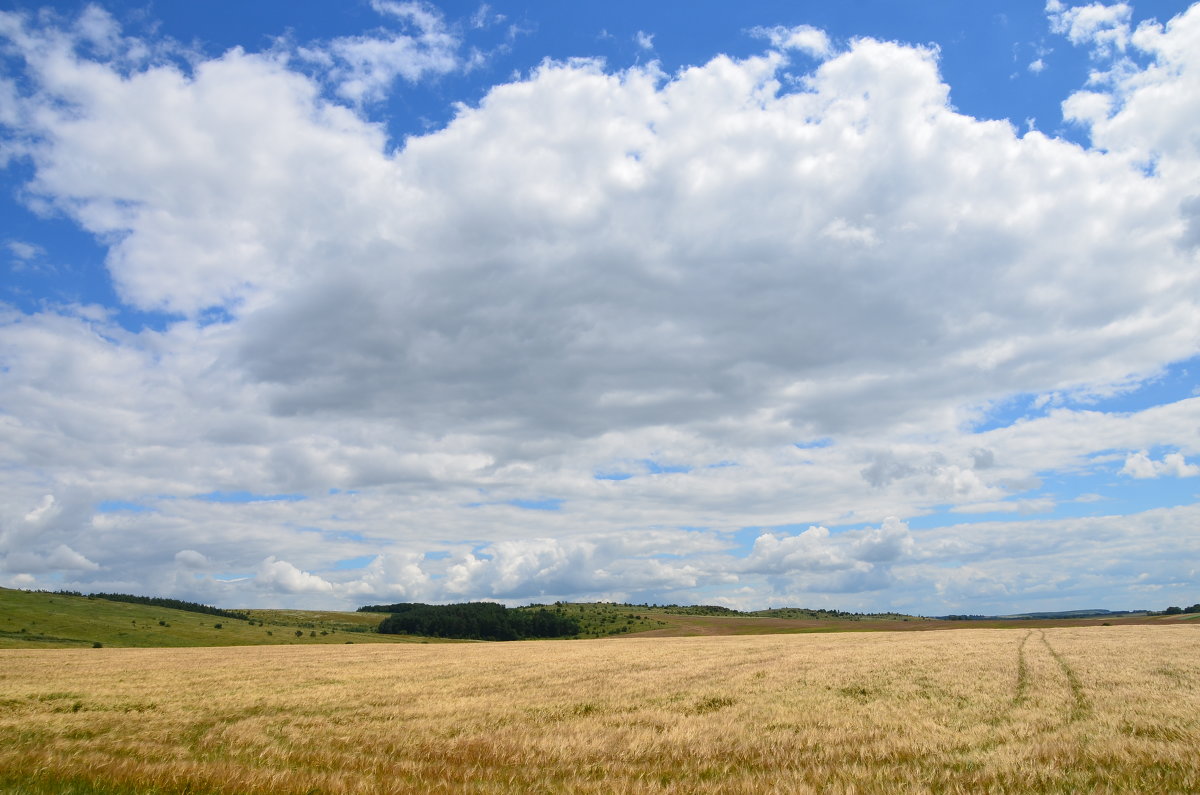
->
(738, 521, 917, 595)
(23, 494, 57, 524)
(1059, 2, 1200, 191)
(950, 497, 1057, 514)
(256, 556, 335, 594)
(1047, 1, 1133, 56)
(750, 24, 832, 58)
(1121, 450, 1200, 478)
(3, 543, 100, 574)
(633, 30, 654, 51)
(470, 5, 505, 30)
(321, 2, 463, 103)
(438, 532, 710, 601)
(6, 239, 44, 262)
(174, 549, 209, 569)
(853, 517, 916, 562)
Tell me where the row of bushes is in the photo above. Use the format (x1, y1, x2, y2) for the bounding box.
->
(373, 602, 581, 640)
(83, 592, 248, 620)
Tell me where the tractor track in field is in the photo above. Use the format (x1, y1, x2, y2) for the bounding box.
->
(1004, 629, 1091, 729)
(987, 629, 1089, 736)
(1038, 629, 1090, 722)
(1011, 629, 1032, 708)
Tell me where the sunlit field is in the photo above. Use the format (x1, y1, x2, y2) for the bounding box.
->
(1, 626, 1197, 793)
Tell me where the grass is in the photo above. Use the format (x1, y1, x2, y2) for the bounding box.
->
(0, 588, 429, 648)
(0, 625, 1197, 792)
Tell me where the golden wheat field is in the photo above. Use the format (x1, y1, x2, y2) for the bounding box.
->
(1, 625, 1197, 794)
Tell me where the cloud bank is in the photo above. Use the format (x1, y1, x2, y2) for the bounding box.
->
(0, 2, 1198, 612)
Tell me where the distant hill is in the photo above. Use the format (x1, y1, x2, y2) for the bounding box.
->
(0, 587, 429, 649)
(937, 608, 1152, 620)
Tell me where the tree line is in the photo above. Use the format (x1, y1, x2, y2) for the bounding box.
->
(364, 602, 581, 640)
(55, 590, 249, 620)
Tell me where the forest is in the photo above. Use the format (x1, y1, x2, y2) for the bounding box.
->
(369, 602, 580, 640)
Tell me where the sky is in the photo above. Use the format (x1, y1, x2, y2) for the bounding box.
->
(1, 1, 1198, 615)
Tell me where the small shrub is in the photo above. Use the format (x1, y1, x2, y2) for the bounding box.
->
(214, 623, 223, 629)
(92, 642, 103, 648)
(692, 696, 736, 714)
(295, 630, 303, 637)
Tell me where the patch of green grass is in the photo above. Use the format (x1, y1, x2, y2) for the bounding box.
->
(0, 777, 151, 795)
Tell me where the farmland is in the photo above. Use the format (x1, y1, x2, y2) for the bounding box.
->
(1, 625, 1197, 793)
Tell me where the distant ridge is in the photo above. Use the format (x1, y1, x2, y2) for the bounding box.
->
(937, 608, 1151, 620)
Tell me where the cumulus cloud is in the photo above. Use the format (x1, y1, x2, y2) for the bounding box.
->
(0, 4, 1199, 610)
(256, 556, 335, 594)
(742, 519, 913, 579)
(1120, 450, 1200, 478)
(1047, 0, 1133, 56)
(1060, 0, 1200, 189)
(440, 533, 709, 600)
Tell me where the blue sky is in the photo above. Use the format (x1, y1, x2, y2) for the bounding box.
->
(1, 0, 1198, 613)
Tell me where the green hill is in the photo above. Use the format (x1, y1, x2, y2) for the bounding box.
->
(0, 588, 431, 648)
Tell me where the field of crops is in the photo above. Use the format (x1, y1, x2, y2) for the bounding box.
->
(1, 625, 1197, 793)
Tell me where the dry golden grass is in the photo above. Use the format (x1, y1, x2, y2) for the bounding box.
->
(1, 625, 1197, 793)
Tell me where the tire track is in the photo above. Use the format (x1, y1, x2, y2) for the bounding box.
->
(1038, 629, 1090, 722)
(1011, 630, 1032, 708)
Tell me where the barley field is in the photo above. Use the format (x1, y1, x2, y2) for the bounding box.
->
(1, 625, 1197, 793)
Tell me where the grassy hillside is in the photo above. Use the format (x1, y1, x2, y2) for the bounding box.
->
(536, 602, 921, 637)
(517, 602, 668, 637)
(0, 588, 430, 649)
(561, 602, 1195, 637)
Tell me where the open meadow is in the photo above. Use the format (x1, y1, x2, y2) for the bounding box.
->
(1, 625, 1197, 793)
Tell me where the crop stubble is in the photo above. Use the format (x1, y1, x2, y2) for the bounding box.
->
(0, 625, 1196, 793)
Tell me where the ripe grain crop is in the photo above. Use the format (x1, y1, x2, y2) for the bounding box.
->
(1, 625, 1197, 793)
